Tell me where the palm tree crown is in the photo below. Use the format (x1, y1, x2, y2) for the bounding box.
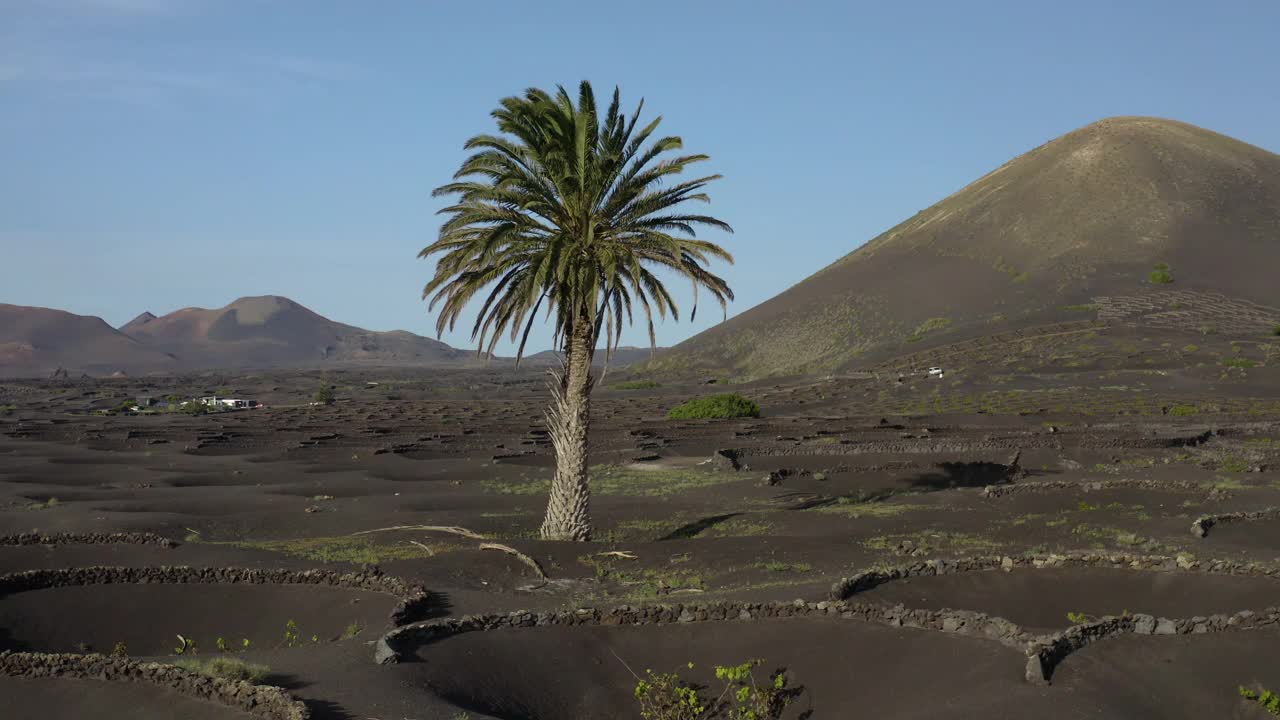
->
(420, 81, 734, 360)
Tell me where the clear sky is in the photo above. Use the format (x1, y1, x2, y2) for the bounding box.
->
(3, 0, 1278, 355)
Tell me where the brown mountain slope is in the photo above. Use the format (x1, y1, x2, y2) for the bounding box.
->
(661, 116, 1280, 378)
(119, 311, 156, 334)
(0, 304, 176, 377)
(122, 295, 465, 370)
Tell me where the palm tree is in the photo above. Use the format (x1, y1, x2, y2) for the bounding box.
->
(420, 81, 735, 541)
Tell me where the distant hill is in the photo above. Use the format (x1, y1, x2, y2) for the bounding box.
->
(119, 295, 466, 370)
(0, 304, 176, 377)
(662, 116, 1280, 378)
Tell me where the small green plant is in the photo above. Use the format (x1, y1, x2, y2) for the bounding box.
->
(282, 620, 300, 648)
(1273, 325, 1280, 337)
(633, 659, 799, 720)
(1240, 685, 1280, 715)
(0, 404, 16, 416)
(1222, 357, 1258, 369)
(1148, 262, 1174, 284)
(110, 641, 128, 658)
(1168, 404, 1199, 417)
(342, 621, 364, 639)
(635, 664, 706, 720)
(1066, 611, 1091, 624)
(315, 385, 335, 405)
(173, 634, 196, 655)
(26, 496, 60, 511)
(667, 394, 761, 420)
(175, 657, 271, 683)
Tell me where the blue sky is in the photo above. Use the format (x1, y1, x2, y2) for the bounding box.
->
(2, 0, 1278, 354)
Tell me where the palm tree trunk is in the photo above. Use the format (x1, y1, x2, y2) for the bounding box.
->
(539, 320, 594, 541)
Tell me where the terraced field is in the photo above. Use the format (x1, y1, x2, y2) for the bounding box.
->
(2, 359, 1280, 718)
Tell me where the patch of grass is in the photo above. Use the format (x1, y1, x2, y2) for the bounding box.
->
(1221, 357, 1258, 369)
(757, 561, 813, 573)
(603, 518, 684, 542)
(25, 497, 60, 511)
(1148, 262, 1174, 284)
(342, 621, 364, 639)
(221, 536, 440, 564)
(175, 657, 271, 683)
(812, 499, 929, 518)
(667, 393, 761, 420)
(1219, 457, 1251, 473)
(0, 404, 16, 416)
(1168, 404, 1199, 417)
(1273, 325, 1280, 337)
(865, 531, 999, 553)
(613, 379, 661, 390)
(1060, 304, 1098, 313)
(580, 556, 705, 601)
(698, 515, 773, 538)
(1070, 523, 1174, 553)
(905, 317, 952, 343)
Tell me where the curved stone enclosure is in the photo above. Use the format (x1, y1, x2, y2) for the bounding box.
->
(1191, 508, 1280, 538)
(0, 566, 434, 627)
(0, 651, 309, 720)
(829, 551, 1280, 685)
(827, 552, 1280, 600)
(376, 551, 1280, 691)
(373, 599, 1035, 666)
(1024, 606, 1280, 684)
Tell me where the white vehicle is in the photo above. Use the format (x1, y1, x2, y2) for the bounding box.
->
(927, 367, 944, 378)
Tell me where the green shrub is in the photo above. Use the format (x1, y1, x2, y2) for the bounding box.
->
(175, 657, 270, 683)
(667, 394, 760, 420)
(614, 379, 661, 390)
(1272, 325, 1280, 337)
(1240, 685, 1280, 715)
(1148, 262, 1174, 284)
(633, 659, 799, 720)
(315, 385, 335, 405)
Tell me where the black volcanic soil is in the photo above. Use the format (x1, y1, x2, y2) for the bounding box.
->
(0, 583, 398, 654)
(412, 617, 1047, 720)
(2, 365, 1280, 718)
(1, 675, 253, 720)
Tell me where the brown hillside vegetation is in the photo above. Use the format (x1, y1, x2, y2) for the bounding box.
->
(662, 116, 1280, 379)
(120, 295, 465, 371)
(0, 304, 176, 377)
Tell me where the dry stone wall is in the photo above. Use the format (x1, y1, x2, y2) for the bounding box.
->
(0, 651, 310, 720)
(0, 566, 434, 627)
(0, 531, 177, 548)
